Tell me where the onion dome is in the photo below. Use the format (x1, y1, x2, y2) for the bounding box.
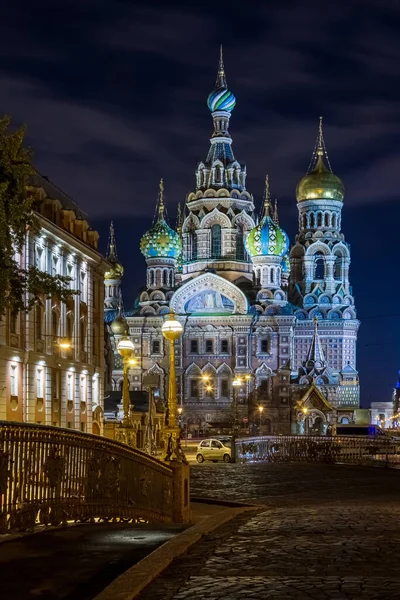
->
(110, 304, 129, 335)
(296, 117, 345, 203)
(140, 179, 182, 260)
(207, 46, 236, 113)
(246, 177, 289, 258)
(105, 222, 124, 280)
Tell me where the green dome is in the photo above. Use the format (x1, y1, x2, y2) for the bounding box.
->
(246, 215, 289, 258)
(296, 152, 344, 202)
(140, 218, 182, 260)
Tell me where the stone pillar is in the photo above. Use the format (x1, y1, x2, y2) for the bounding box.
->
(170, 461, 191, 523)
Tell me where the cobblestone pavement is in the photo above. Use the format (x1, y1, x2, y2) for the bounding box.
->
(139, 463, 400, 599)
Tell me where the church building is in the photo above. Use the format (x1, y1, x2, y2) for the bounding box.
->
(105, 50, 360, 436)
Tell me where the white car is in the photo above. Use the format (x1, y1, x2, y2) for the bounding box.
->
(196, 439, 231, 463)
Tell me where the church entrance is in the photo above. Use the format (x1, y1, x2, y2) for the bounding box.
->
(310, 415, 324, 435)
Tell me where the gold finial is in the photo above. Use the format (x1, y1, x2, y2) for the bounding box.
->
(263, 174, 271, 216)
(158, 178, 165, 220)
(216, 45, 227, 89)
(273, 199, 279, 225)
(317, 116, 324, 156)
(107, 221, 117, 262)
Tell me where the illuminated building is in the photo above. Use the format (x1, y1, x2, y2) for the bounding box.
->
(106, 50, 360, 435)
(0, 173, 108, 433)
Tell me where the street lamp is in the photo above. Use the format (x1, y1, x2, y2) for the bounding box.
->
(161, 310, 185, 461)
(117, 336, 135, 426)
(231, 376, 242, 463)
(258, 405, 264, 435)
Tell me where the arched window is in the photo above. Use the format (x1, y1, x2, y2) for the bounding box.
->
(80, 319, 86, 352)
(52, 310, 59, 338)
(332, 214, 337, 229)
(10, 311, 18, 334)
(314, 252, 325, 280)
(334, 256, 342, 280)
(163, 270, 168, 286)
(317, 213, 322, 227)
(211, 224, 222, 259)
(149, 270, 154, 286)
(324, 213, 330, 227)
(236, 225, 247, 261)
(92, 326, 97, 356)
(270, 268, 275, 284)
(310, 213, 315, 228)
(188, 231, 197, 261)
(66, 312, 74, 342)
(35, 304, 43, 340)
(302, 214, 307, 229)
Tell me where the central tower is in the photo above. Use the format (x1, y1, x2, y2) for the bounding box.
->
(182, 48, 256, 283)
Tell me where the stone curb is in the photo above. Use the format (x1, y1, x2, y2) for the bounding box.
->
(92, 505, 256, 600)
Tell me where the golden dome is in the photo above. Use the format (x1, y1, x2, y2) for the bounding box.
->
(296, 151, 344, 203)
(105, 261, 124, 280)
(110, 313, 129, 335)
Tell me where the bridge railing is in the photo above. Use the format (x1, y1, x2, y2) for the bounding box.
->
(236, 435, 400, 466)
(0, 421, 190, 534)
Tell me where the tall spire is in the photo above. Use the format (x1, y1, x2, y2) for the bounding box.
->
(176, 202, 183, 235)
(306, 317, 326, 367)
(106, 221, 118, 263)
(157, 178, 165, 221)
(307, 116, 333, 174)
(216, 45, 227, 89)
(263, 175, 271, 217)
(273, 199, 279, 225)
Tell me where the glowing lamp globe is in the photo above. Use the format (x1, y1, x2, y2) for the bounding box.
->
(161, 312, 183, 341)
(117, 336, 135, 359)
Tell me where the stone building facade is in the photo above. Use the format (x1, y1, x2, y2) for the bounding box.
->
(0, 172, 108, 434)
(106, 51, 360, 436)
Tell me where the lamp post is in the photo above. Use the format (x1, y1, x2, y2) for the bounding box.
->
(161, 310, 185, 461)
(258, 405, 264, 435)
(231, 376, 242, 463)
(117, 335, 135, 445)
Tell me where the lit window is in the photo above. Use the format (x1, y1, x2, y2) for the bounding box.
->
(10, 364, 18, 396)
(80, 375, 87, 403)
(80, 271, 87, 302)
(36, 367, 44, 399)
(67, 373, 74, 401)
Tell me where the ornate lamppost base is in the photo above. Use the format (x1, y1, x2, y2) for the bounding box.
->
(116, 423, 136, 447)
(164, 426, 187, 463)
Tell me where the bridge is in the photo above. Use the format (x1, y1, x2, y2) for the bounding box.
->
(0, 421, 190, 534)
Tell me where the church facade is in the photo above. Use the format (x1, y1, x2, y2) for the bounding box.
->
(105, 51, 360, 436)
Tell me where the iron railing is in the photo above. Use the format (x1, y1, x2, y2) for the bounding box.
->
(0, 421, 175, 534)
(236, 435, 400, 466)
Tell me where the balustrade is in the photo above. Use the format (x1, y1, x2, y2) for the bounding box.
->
(0, 421, 189, 534)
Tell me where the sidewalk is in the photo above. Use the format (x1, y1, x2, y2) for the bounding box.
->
(0, 501, 242, 600)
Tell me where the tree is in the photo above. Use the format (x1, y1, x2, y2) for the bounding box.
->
(0, 115, 77, 317)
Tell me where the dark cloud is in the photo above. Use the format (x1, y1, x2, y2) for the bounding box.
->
(0, 0, 399, 402)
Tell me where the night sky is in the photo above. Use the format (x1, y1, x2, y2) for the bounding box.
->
(2, 0, 399, 406)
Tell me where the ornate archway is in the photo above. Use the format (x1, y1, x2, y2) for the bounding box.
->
(170, 272, 248, 315)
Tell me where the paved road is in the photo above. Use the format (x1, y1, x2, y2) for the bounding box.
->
(0, 523, 183, 600)
(139, 462, 400, 599)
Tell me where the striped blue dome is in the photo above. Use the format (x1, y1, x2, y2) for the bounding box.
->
(207, 87, 236, 113)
